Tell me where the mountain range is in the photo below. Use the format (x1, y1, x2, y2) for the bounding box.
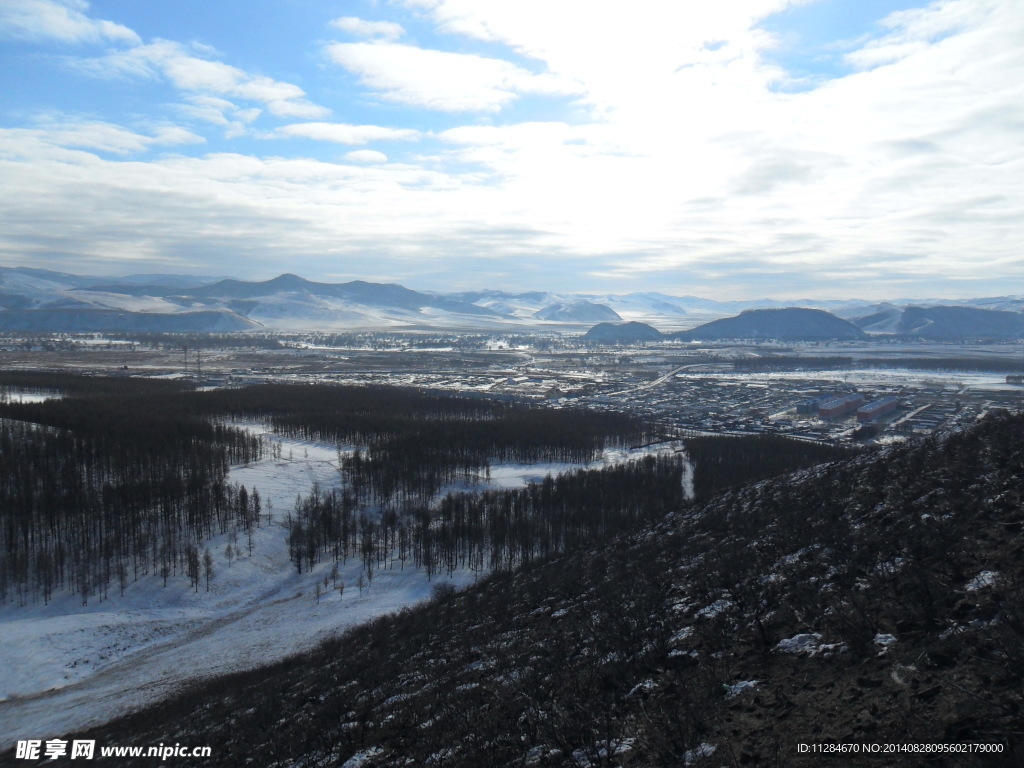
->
(587, 304, 1024, 343)
(0, 266, 1021, 338)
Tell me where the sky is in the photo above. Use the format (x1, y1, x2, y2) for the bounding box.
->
(0, 0, 1021, 300)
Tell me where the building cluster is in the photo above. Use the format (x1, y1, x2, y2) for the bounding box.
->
(797, 393, 865, 419)
(856, 396, 899, 423)
(896, 401, 962, 436)
(795, 392, 901, 423)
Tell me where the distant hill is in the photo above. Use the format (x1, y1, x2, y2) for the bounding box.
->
(853, 305, 1024, 339)
(186, 274, 498, 316)
(583, 320, 663, 343)
(671, 307, 868, 341)
(0, 308, 258, 333)
(0, 266, 97, 288)
(82, 273, 226, 289)
(534, 301, 621, 323)
(849, 304, 903, 334)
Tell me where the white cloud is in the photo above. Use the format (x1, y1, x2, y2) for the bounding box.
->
(271, 122, 419, 145)
(80, 40, 329, 119)
(0, 0, 138, 45)
(149, 125, 205, 148)
(325, 41, 579, 112)
(0, 120, 203, 156)
(0, 137, 487, 280)
(845, 0, 997, 70)
(400, 0, 798, 114)
(331, 16, 405, 41)
(1, 0, 1022, 298)
(176, 97, 263, 140)
(178, 95, 237, 126)
(344, 149, 388, 164)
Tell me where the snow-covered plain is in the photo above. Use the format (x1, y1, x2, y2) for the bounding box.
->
(0, 425, 691, 741)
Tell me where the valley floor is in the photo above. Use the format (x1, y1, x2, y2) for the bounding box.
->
(0, 429, 477, 741)
(0, 424, 688, 741)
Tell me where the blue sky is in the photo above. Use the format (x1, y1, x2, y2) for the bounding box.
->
(0, 0, 1021, 300)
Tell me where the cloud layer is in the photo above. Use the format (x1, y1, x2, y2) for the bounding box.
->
(0, 0, 1021, 299)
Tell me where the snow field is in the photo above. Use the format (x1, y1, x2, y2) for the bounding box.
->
(0, 427, 473, 741)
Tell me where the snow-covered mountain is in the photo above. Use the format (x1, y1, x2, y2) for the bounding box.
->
(533, 300, 620, 322)
(850, 304, 1024, 339)
(0, 269, 505, 332)
(0, 267, 1020, 334)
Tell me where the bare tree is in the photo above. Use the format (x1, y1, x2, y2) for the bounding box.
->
(187, 546, 200, 593)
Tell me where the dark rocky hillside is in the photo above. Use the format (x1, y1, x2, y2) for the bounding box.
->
(583, 321, 663, 343)
(671, 308, 867, 341)
(21, 411, 1023, 768)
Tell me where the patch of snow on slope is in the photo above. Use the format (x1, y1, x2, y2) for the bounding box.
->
(726, 680, 759, 698)
(775, 633, 822, 653)
(966, 570, 999, 591)
(684, 742, 717, 765)
(65, 291, 186, 313)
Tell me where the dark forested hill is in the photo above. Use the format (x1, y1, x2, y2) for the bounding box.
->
(672, 307, 867, 341)
(583, 320, 664, 343)
(19, 410, 1024, 768)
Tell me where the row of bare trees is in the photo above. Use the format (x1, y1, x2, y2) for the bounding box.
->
(285, 454, 688, 579)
